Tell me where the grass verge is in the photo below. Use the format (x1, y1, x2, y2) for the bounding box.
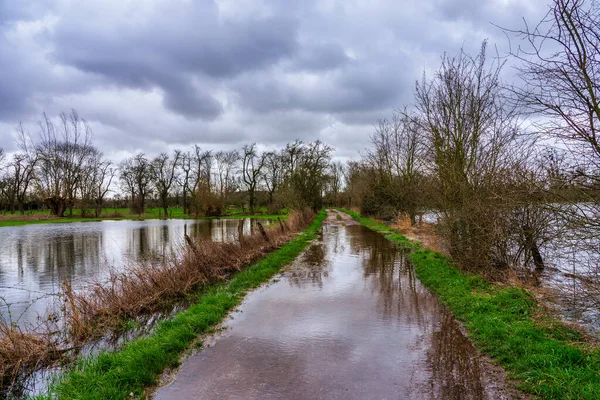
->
(36, 210, 325, 400)
(340, 208, 600, 400)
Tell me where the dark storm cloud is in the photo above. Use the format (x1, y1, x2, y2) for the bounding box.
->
(0, 0, 551, 159)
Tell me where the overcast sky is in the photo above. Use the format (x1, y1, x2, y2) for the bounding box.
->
(0, 0, 549, 162)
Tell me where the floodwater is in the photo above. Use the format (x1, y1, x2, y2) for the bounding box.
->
(0, 218, 267, 327)
(155, 213, 507, 400)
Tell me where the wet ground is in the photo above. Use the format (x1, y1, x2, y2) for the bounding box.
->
(154, 210, 521, 400)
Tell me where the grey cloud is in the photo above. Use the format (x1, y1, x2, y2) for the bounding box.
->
(292, 43, 350, 71)
(49, 2, 299, 119)
(0, 0, 552, 159)
(233, 51, 413, 115)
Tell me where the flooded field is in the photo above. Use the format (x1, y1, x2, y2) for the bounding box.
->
(0, 218, 268, 327)
(155, 214, 513, 399)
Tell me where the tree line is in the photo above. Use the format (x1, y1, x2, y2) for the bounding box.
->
(0, 111, 335, 217)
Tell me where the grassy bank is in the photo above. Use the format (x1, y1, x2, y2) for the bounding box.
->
(36, 210, 325, 400)
(341, 209, 600, 400)
(0, 207, 284, 228)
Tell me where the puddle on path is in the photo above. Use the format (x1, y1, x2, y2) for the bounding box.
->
(155, 221, 517, 400)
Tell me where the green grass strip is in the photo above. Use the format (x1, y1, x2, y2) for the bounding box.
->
(340, 208, 600, 400)
(36, 210, 326, 400)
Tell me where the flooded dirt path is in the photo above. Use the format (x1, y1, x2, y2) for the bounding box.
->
(154, 211, 521, 400)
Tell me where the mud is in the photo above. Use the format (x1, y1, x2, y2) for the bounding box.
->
(154, 212, 524, 400)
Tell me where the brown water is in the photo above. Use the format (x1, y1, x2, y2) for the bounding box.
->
(0, 218, 268, 327)
(155, 220, 502, 400)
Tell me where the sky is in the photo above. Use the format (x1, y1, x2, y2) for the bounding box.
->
(0, 0, 550, 162)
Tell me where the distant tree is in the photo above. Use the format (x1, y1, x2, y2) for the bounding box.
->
(280, 140, 333, 211)
(151, 150, 181, 216)
(34, 110, 97, 217)
(241, 143, 267, 214)
(327, 161, 345, 206)
(364, 110, 425, 223)
(213, 150, 239, 208)
(85, 154, 115, 217)
(119, 153, 152, 215)
(262, 151, 284, 211)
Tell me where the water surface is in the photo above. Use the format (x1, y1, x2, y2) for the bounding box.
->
(0, 218, 265, 326)
(155, 221, 500, 399)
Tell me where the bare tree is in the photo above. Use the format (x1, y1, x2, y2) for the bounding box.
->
(280, 140, 333, 211)
(415, 41, 532, 270)
(363, 110, 425, 223)
(151, 150, 182, 217)
(34, 111, 96, 217)
(119, 153, 152, 215)
(119, 157, 137, 210)
(506, 0, 600, 303)
(87, 155, 115, 217)
(508, 0, 600, 173)
(262, 151, 284, 210)
(327, 161, 345, 206)
(213, 150, 239, 206)
(241, 143, 267, 214)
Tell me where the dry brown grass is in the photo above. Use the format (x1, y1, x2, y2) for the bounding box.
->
(392, 214, 448, 255)
(0, 321, 62, 396)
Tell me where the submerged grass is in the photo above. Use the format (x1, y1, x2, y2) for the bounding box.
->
(35, 210, 325, 400)
(341, 209, 600, 400)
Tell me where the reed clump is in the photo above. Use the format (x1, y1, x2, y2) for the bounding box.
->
(0, 321, 62, 396)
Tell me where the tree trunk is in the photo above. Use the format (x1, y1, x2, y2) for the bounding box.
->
(162, 195, 168, 218)
(182, 191, 188, 215)
(249, 190, 255, 214)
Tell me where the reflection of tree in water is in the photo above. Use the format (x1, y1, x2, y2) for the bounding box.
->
(427, 310, 486, 400)
(0, 231, 105, 326)
(27, 232, 103, 285)
(287, 233, 331, 289)
(350, 226, 435, 327)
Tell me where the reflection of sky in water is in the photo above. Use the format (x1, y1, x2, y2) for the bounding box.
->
(0, 218, 267, 326)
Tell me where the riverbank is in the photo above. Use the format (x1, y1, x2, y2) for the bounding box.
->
(341, 209, 600, 399)
(33, 210, 325, 399)
(0, 207, 284, 228)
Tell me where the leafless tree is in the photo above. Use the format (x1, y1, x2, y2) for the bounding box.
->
(506, 0, 600, 302)
(213, 150, 239, 206)
(327, 161, 345, 206)
(119, 153, 152, 215)
(87, 155, 115, 217)
(415, 41, 535, 270)
(363, 110, 425, 223)
(280, 140, 333, 211)
(262, 151, 283, 211)
(34, 111, 97, 217)
(151, 150, 182, 217)
(241, 143, 267, 214)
